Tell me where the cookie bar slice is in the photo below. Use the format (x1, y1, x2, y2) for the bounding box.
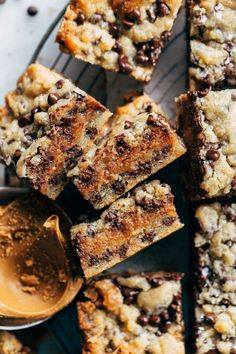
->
(195, 304, 236, 354)
(177, 89, 236, 200)
(71, 179, 183, 278)
(194, 203, 236, 307)
(56, 0, 182, 82)
(72, 94, 186, 209)
(188, 0, 236, 90)
(78, 271, 185, 354)
(1, 64, 112, 199)
(0, 331, 31, 354)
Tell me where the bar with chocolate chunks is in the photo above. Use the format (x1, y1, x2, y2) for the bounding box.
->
(71, 93, 186, 209)
(0, 64, 112, 199)
(71, 179, 183, 278)
(77, 271, 185, 354)
(177, 89, 236, 200)
(195, 305, 236, 354)
(188, 0, 236, 90)
(194, 203, 236, 354)
(56, 0, 182, 82)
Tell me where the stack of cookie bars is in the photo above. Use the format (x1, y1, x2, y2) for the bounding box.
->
(1, 0, 236, 352)
(176, 1, 236, 353)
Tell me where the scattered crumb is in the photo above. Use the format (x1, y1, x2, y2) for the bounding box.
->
(25, 258, 34, 267)
(20, 274, 40, 287)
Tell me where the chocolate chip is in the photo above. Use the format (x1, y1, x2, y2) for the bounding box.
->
(137, 161, 152, 175)
(156, 2, 171, 17)
(206, 149, 220, 161)
(122, 19, 135, 29)
(55, 79, 64, 89)
(150, 37, 161, 50)
(126, 9, 140, 22)
(113, 41, 123, 54)
(232, 95, 236, 102)
(62, 92, 70, 99)
(48, 93, 60, 106)
(73, 91, 85, 101)
(140, 231, 156, 243)
(149, 315, 161, 327)
(90, 192, 102, 205)
(104, 210, 124, 230)
(161, 30, 171, 43)
(112, 180, 126, 194)
(205, 350, 220, 354)
(159, 322, 171, 333)
(86, 127, 97, 139)
(27, 6, 38, 16)
(18, 113, 33, 128)
(135, 53, 149, 66)
(118, 55, 133, 74)
(15, 86, 23, 95)
(115, 137, 130, 155)
(105, 341, 117, 353)
(121, 287, 139, 303)
(160, 310, 169, 322)
(79, 166, 94, 184)
(147, 114, 158, 126)
(231, 176, 236, 190)
(168, 304, 177, 320)
(224, 41, 234, 53)
(147, 8, 157, 23)
(75, 12, 85, 25)
(163, 217, 176, 226)
(124, 121, 132, 129)
(147, 276, 163, 287)
(117, 244, 128, 258)
(137, 314, 149, 326)
(109, 23, 121, 39)
(139, 196, 163, 211)
(204, 313, 216, 325)
(13, 150, 21, 163)
(90, 13, 102, 24)
(87, 225, 96, 238)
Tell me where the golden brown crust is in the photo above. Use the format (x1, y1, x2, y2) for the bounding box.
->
(72, 94, 186, 209)
(71, 180, 183, 278)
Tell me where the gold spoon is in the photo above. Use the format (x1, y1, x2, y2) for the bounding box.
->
(0, 194, 83, 322)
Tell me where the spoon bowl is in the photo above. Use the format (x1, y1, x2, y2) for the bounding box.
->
(0, 192, 83, 326)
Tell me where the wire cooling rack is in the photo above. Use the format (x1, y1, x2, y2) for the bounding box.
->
(28, 4, 192, 354)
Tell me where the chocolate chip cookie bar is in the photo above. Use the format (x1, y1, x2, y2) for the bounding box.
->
(188, 0, 236, 90)
(0, 331, 31, 354)
(77, 271, 185, 354)
(194, 203, 236, 307)
(177, 89, 236, 200)
(1, 64, 112, 199)
(71, 179, 183, 278)
(72, 94, 186, 209)
(56, 0, 182, 82)
(194, 203, 236, 353)
(195, 305, 236, 354)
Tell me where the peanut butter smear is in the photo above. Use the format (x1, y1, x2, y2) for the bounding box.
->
(0, 194, 83, 321)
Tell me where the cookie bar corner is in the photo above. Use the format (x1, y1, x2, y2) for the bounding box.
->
(77, 271, 185, 354)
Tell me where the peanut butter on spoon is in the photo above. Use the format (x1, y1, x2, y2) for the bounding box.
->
(0, 194, 83, 323)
